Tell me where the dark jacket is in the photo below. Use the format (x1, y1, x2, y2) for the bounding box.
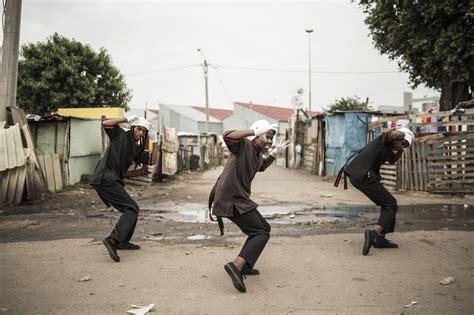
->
(344, 130, 402, 181)
(90, 124, 149, 186)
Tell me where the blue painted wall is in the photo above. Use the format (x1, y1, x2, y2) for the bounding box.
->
(325, 112, 371, 176)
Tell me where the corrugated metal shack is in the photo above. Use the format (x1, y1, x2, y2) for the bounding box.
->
(324, 111, 379, 176)
(177, 133, 223, 172)
(28, 115, 104, 187)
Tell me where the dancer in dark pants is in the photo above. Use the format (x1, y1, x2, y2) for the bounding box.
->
(90, 116, 158, 262)
(335, 127, 414, 256)
(210, 120, 289, 293)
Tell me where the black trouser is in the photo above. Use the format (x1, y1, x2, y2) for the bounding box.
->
(92, 182, 139, 244)
(228, 207, 271, 269)
(349, 176, 398, 234)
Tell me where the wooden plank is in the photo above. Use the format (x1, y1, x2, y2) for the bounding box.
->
(5, 126, 16, 169)
(431, 139, 473, 148)
(14, 165, 27, 203)
(429, 189, 474, 194)
(428, 166, 474, 173)
(415, 141, 424, 190)
(400, 151, 405, 190)
(408, 121, 474, 128)
(21, 124, 47, 188)
(427, 154, 474, 161)
(380, 174, 397, 181)
(380, 170, 398, 176)
(427, 147, 474, 155)
(430, 173, 474, 180)
(6, 167, 19, 202)
(428, 133, 474, 144)
(43, 154, 56, 192)
(37, 154, 46, 183)
(0, 170, 8, 201)
(428, 160, 474, 166)
(413, 143, 419, 190)
(34, 171, 45, 197)
(62, 120, 70, 187)
(0, 127, 7, 171)
(432, 179, 474, 186)
(25, 152, 36, 200)
(52, 153, 63, 191)
(12, 123, 26, 168)
(422, 142, 429, 190)
(21, 123, 47, 196)
(9, 106, 28, 127)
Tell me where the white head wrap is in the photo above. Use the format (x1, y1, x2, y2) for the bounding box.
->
(247, 120, 278, 140)
(130, 117, 152, 131)
(397, 127, 414, 145)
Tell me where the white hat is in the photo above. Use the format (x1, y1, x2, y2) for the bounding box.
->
(248, 120, 278, 140)
(130, 117, 152, 131)
(397, 127, 414, 145)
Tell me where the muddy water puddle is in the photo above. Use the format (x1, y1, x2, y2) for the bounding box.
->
(139, 201, 472, 225)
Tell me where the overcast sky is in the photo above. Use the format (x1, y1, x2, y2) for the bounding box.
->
(18, 0, 438, 112)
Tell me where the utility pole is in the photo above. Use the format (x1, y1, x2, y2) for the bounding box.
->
(197, 48, 209, 134)
(305, 28, 314, 112)
(0, 0, 22, 122)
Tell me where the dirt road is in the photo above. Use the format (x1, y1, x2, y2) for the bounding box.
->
(0, 166, 473, 313)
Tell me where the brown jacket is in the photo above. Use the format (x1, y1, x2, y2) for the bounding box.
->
(212, 131, 274, 217)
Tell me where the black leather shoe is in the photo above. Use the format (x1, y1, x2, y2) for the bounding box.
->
(103, 237, 120, 262)
(224, 262, 246, 292)
(242, 265, 260, 276)
(374, 237, 399, 248)
(362, 229, 376, 256)
(116, 242, 141, 250)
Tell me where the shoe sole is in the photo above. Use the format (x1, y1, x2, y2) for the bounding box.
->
(224, 264, 246, 292)
(373, 244, 399, 249)
(116, 245, 141, 250)
(103, 239, 120, 262)
(362, 229, 372, 256)
(242, 269, 260, 276)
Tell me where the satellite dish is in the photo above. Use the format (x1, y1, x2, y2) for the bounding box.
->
(291, 95, 303, 111)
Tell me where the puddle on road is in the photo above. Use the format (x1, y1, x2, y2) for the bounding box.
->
(139, 202, 472, 225)
(144, 203, 367, 224)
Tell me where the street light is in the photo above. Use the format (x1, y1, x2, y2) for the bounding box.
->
(197, 48, 209, 134)
(305, 28, 314, 112)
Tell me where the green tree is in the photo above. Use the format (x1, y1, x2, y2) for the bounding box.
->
(357, 1, 473, 111)
(17, 33, 131, 115)
(325, 96, 367, 113)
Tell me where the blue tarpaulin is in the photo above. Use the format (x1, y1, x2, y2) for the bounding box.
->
(325, 112, 372, 176)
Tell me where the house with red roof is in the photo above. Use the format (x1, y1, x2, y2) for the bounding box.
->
(193, 106, 233, 121)
(158, 103, 233, 134)
(223, 102, 320, 135)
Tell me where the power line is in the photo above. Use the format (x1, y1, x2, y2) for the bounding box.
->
(215, 65, 400, 74)
(123, 63, 401, 78)
(210, 64, 233, 105)
(124, 64, 200, 77)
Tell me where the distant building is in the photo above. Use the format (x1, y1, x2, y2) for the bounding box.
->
(377, 105, 419, 114)
(158, 103, 227, 134)
(377, 92, 439, 114)
(125, 108, 160, 121)
(224, 102, 320, 135)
